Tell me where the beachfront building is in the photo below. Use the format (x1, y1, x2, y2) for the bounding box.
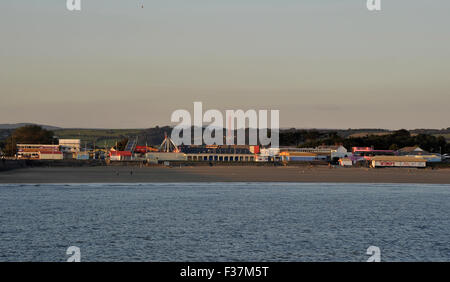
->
(287, 145, 346, 155)
(59, 139, 81, 153)
(110, 151, 133, 161)
(185, 153, 255, 162)
(351, 147, 396, 162)
(59, 139, 81, 159)
(398, 146, 425, 154)
(258, 148, 281, 162)
(339, 158, 353, 166)
(16, 144, 60, 160)
(145, 152, 187, 163)
(370, 156, 427, 168)
(279, 145, 348, 162)
(280, 151, 328, 162)
(178, 145, 255, 163)
(38, 151, 63, 160)
(317, 145, 350, 159)
(397, 146, 442, 162)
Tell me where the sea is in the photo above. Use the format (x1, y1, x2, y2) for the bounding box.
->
(0, 182, 449, 262)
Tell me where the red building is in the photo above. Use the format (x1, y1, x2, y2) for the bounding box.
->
(109, 151, 132, 161)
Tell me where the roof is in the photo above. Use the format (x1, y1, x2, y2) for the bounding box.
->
(19, 148, 60, 152)
(110, 151, 132, 156)
(371, 156, 427, 162)
(281, 152, 317, 157)
(354, 148, 394, 153)
(352, 147, 373, 151)
(59, 139, 80, 144)
(17, 144, 58, 147)
(398, 146, 425, 153)
(317, 145, 344, 150)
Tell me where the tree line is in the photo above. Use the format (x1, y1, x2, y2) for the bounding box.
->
(279, 129, 448, 153)
(1, 125, 55, 156)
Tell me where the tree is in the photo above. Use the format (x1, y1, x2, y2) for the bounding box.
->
(4, 125, 55, 156)
(389, 144, 399, 151)
(445, 143, 450, 154)
(393, 129, 410, 137)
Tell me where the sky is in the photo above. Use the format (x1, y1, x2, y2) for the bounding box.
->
(0, 0, 449, 129)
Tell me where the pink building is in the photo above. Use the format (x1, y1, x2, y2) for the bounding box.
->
(351, 147, 396, 162)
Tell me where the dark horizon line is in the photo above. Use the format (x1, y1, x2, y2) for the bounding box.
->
(1, 122, 449, 132)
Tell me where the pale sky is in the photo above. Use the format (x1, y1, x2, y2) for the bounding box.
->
(0, 0, 449, 129)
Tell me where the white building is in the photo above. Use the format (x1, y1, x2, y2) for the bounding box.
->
(283, 145, 349, 159)
(316, 145, 350, 159)
(339, 158, 353, 167)
(59, 139, 81, 153)
(258, 148, 281, 162)
(371, 156, 427, 168)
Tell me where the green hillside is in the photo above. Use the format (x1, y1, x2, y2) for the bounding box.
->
(53, 129, 144, 148)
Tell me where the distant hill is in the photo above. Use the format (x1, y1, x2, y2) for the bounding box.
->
(0, 123, 61, 130)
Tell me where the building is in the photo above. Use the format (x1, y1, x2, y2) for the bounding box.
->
(179, 145, 255, 163)
(397, 146, 442, 162)
(39, 151, 63, 160)
(110, 151, 133, 161)
(351, 147, 396, 162)
(16, 144, 60, 159)
(339, 158, 353, 167)
(317, 145, 349, 159)
(146, 152, 187, 163)
(370, 156, 427, 168)
(258, 148, 281, 162)
(280, 145, 349, 160)
(59, 139, 81, 159)
(398, 146, 425, 154)
(59, 139, 81, 153)
(280, 152, 325, 162)
(185, 153, 255, 162)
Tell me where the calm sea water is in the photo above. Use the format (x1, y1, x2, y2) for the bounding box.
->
(0, 183, 449, 262)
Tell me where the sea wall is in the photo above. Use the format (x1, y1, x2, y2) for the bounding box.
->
(0, 159, 107, 171)
(0, 159, 28, 171)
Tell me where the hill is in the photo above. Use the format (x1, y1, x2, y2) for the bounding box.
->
(0, 123, 61, 130)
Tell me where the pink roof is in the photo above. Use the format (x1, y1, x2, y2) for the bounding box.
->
(110, 151, 132, 156)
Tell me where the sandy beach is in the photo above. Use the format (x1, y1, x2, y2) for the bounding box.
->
(0, 166, 449, 184)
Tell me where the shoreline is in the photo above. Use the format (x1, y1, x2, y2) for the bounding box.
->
(1, 166, 449, 184)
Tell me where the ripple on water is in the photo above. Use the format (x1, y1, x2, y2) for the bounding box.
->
(0, 182, 449, 261)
